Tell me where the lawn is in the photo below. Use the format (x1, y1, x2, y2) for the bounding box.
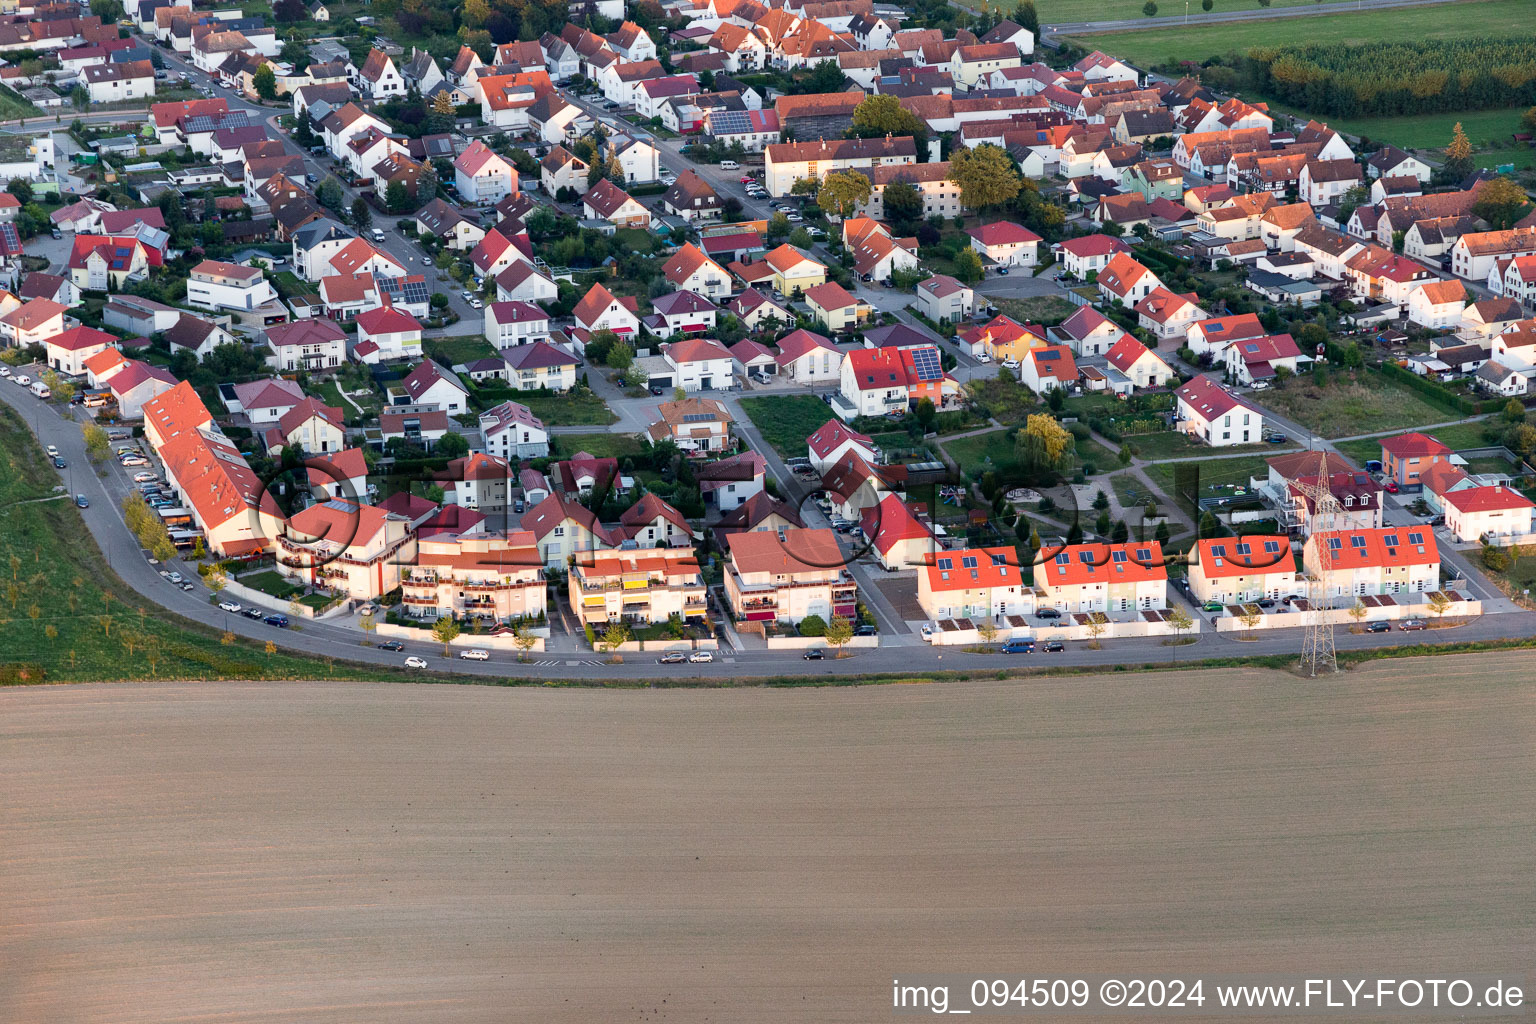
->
(1069, 0, 1513, 65)
(1337, 419, 1497, 465)
(1074, 435, 1119, 474)
(942, 427, 1018, 475)
(1144, 453, 1273, 507)
(513, 390, 618, 426)
(1128, 430, 1285, 460)
(1025, 0, 1374, 19)
(989, 295, 1079, 327)
(738, 394, 838, 459)
(238, 569, 304, 600)
(0, 405, 376, 683)
(1260, 104, 1534, 171)
(1254, 372, 1460, 439)
(425, 335, 498, 367)
(551, 432, 647, 459)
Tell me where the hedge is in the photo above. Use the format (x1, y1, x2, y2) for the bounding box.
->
(1379, 361, 1490, 417)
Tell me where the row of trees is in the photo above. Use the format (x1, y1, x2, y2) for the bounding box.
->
(1244, 38, 1536, 119)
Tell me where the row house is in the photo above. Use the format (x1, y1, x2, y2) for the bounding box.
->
(762, 135, 918, 197)
(1302, 526, 1440, 599)
(917, 546, 1032, 622)
(1037, 541, 1168, 615)
(1188, 536, 1299, 606)
(1452, 226, 1536, 283)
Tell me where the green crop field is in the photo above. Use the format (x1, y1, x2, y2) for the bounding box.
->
(1067, 0, 1514, 66)
(1034, 0, 1381, 21)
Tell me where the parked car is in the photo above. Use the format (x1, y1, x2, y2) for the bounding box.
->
(853, 624, 876, 636)
(13, 374, 30, 386)
(459, 648, 490, 660)
(657, 651, 685, 664)
(72, 493, 88, 508)
(165, 572, 183, 584)
(218, 601, 242, 613)
(1265, 432, 1288, 444)
(1041, 640, 1065, 652)
(242, 607, 264, 619)
(1201, 600, 1223, 612)
(404, 656, 429, 669)
(421, 256, 433, 266)
(996, 266, 1010, 276)
(179, 581, 194, 591)
(52, 457, 66, 468)
(1365, 621, 1391, 633)
(377, 640, 404, 652)
(688, 650, 713, 663)
(1002, 638, 1035, 653)
(1257, 598, 1276, 609)
(1036, 608, 1061, 619)
(132, 472, 157, 483)
(45, 445, 58, 458)
(803, 649, 824, 660)
(1400, 619, 1427, 631)
(263, 614, 289, 628)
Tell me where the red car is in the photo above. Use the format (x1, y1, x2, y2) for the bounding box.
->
(740, 175, 753, 183)
(1385, 479, 1399, 493)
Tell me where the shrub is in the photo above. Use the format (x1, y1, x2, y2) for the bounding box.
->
(798, 614, 827, 637)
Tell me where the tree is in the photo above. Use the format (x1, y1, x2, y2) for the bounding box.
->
(954, 247, 984, 283)
(1444, 122, 1474, 182)
(1093, 489, 1110, 511)
(512, 624, 538, 662)
(385, 180, 412, 214)
(1202, 0, 1213, 9)
(597, 622, 630, 655)
(1013, 0, 1039, 34)
(82, 422, 110, 462)
(1238, 605, 1261, 639)
(1348, 600, 1367, 631)
(253, 64, 278, 101)
(1085, 614, 1107, 649)
(206, 574, 227, 602)
(1018, 413, 1073, 473)
(606, 341, 634, 371)
(790, 177, 820, 197)
(976, 620, 999, 644)
(1481, 544, 1510, 572)
(788, 226, 814, 249)
(316, 177, 344, 211)
(351, 198, 372, 230)
(949, 144, 1022, 212)
(881, 180, 925, 230)
(915, 397, 937, 431)
(849, 94, 928, 149)
(1428, 590, 1451, 621)
(1525, 107, 1536, 133)
(824, 614, 854, 655)
(766, 211, 791, 239)
(432, 615, 461, 655)
(429, 91, 457, 133)
(1471, 176, 1532, 231)
(802, 59, 847, 93)
(7, 178, 31, 205)
(438, 431, 470, 458)
(1166, 605, 1193, 655)
(798, 614, 827, 637)
(1504, 397, 1528, 423)
(817, 169, 872, 220)
(1142, 0, 1156, 13)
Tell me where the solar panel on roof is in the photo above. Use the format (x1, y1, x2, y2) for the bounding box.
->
(710, 110, 752, 135)
(909, 346, 942, 381)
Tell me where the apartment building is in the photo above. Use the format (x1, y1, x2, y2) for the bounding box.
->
(724, 527, 858, 626)
(568, 548, 708, 628)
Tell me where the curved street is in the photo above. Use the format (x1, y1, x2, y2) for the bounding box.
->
(4, 381, 1533, 682)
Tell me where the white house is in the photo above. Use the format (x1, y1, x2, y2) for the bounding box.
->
(485, 300, 551, 348)
(353, 306, 423, 363)
(453, 140, 517, 204)
(186, 259, 279, 313)
(1407, 279, 1467, 330)
(776, 328, 843, 384)
(401, 359, 470, 414)
(1175, 376, 1262, 446)
(664, 337, 734, 390)
(967, 221, 1040, 267)
(359, 49, 406, 100)
(479, 400, 550, 460)
(1104, 336, 1173, 389)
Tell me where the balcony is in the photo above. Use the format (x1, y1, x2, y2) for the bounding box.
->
(402, 595, 439, 606)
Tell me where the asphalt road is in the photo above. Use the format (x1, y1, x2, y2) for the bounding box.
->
(1043, 0, 1461, 36)
(6, 380, 1534, 682)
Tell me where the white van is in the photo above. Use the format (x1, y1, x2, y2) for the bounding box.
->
(29, 381, 51, 399)
(719, 159, 739, 170)
(371, 228, 385, 243)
